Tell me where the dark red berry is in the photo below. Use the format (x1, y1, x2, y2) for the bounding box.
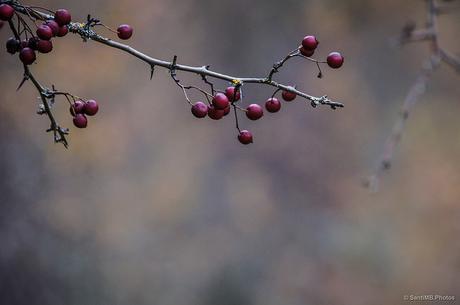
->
(45, 20, 59, 36)
(246, 104, 263, 120)
(70, 100, 85, 116)
(20, 40, 28, 49)
(54, 9, 71, 26)
(73, 114, 88, 128)
(0, 4, 14, 21)
(117, 24, 133, 40)
(327, 52, 344, 69)
(27, 37, 39, 50)
(302, 35, 319, 50)
(6, 38, 20, 54)
(84, 100, 99, 116)
(36, 25, 53, 40)
(299, 46, 314, 57)
(207, 105, 224, 120)
(57, 25, 68, 37)
(282, 89, 296, 102)
(238, 130, 253, 145)
(265, 97, 281, 113)
(223, 105, 231, 116)
(19, 47, 36, 65)
(37, 40, 53, 53)
(224, 86, 241, 102)
(191, 101, 208, 118)
(212, 93, 230, 110)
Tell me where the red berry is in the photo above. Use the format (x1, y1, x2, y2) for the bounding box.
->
(327, 52, 344, 69)
(45, 20, 59, 36)
(27, 37, 40, 50)
(224, 86, 241, 102)
(0, 4, 14, 21)
(246, 104, 263, 121)
(238, 130, 253, 145)
(54, 9, 71, 26)
(84, 100, 99, 116)
(20, 40, 28, 49)
(282, 89, 296, 102)
(36, 25, 53, 40)
(57, 25, 68, 37)
(191, 101, 208, 118)
(117, 24, 133, 40)
(70, 100, 85, 116)
(73, 114, 88, 128)
(37, 40, 53, 53)
(207, 105, 224, 120)
(212, 93, 230, 110)
(223, 105, 231, 116)
(299, 46, 314, 57)
(302, 35, 319, 50)
(6, 38, 20, 54)
(19, 47, 36, 65)
(265, 98, 281, 113)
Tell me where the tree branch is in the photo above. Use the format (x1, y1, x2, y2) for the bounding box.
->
(7, 1, 344, 109)
(365, 0, 460, 191)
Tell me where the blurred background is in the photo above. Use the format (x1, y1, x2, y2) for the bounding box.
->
(1, 0, 460, 304)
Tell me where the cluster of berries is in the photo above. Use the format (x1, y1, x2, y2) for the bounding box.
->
(299, 35, 344, 69)
(2, 4, 134, 66)
(70, 100, 99, 128)
(3, 6, 71, 64)
(189, 35, 344, 145)
(189, 86, 305, 145)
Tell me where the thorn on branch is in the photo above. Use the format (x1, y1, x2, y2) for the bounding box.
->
(150, 65, 155, 80)
(16, 74, 28, 91)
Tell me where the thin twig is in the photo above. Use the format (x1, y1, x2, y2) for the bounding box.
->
(366, 0, 460, 191)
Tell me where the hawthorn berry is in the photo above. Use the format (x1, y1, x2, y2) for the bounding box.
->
(117, 24, 133, 40)
(212, 93, 230, 110)
(36, 25, 53, 40)
(299, 46, 314, 57)
(0, 4, 14, 21)
(246, 104, 263, 120)
(282, 89, 296, 102)
(73, 114, 88, 128)
(265, 97, 281, 113)
(238, 130, 253, 145)
(327, 52, 344, 69)
(27, 37, 39, 50)
(57, 25, 68, 37)
(70, 100, 85, 116)
(19, 47, 36, 65)
(302, 35, 319, 51)
(20, 40, 28, 49)
(191, 101, 208, 118)
(37, 40, 53, 54)
(225, 86, 241, 102)
(45, 20, 59, 36)
(223, 105, 231, 116)
(6, 38, 20, 54)
(207, 105, 225, 120)
(54, 9, 71, 26)
(84, 100, 99, 116)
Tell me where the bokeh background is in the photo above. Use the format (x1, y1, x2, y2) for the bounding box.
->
(1, 0, 460, 304)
